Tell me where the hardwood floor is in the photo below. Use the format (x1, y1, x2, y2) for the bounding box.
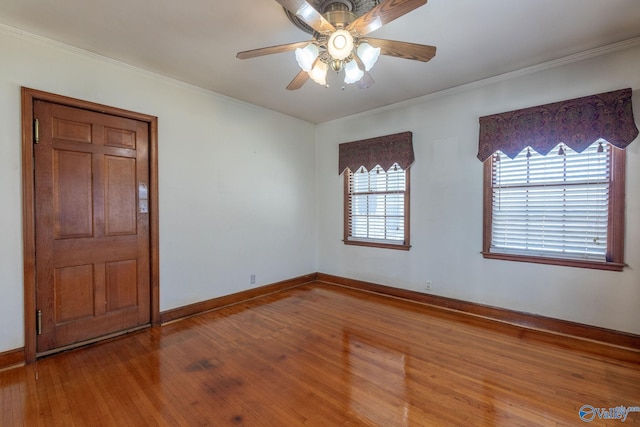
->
(2, 282, 639, 426)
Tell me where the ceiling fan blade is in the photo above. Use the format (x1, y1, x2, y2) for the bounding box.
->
(237, 41, 311, 59)
(365, 38, 436, 62)
(286, 70, 310, 90)
(347, 0, 427, 36)
(275, 0, 336, 33)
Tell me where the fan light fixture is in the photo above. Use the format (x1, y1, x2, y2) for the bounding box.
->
(343, 60, 364, 84)
(357, 42, 380, 71)
(327, 29, 354, 60)
(295, 43, 319, 72)
(294, 32, 380, 87)
(309, 60, 328, 85)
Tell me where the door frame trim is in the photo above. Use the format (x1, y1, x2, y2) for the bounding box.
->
(21, 87, 160, 363)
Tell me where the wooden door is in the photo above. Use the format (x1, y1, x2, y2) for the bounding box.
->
(34, 100, 151, 353)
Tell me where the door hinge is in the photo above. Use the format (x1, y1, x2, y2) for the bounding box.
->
(34, 118, 40, 144)
(36, 310, 42, 335)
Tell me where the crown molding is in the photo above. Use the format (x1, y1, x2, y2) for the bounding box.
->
(0, 23, 308, 123)
(333, 36, 640, 124)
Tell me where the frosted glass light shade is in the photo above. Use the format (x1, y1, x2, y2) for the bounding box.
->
(327, 30, 354, 60)
(295, 43, 319, 72)
(309, 61, 328, 86)
(343, 60, 364, 84)
(357, 42, 381, 71)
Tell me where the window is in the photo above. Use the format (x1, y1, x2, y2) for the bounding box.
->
(338, 131, 414, 250)
(344, 164, 410, 250)
(478, 88, 637, 270)
(483, 140, 625, 270)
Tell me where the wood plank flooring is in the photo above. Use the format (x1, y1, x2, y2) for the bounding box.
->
(2, 282, 639, 426)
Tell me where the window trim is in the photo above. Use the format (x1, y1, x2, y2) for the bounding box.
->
(482, 145, 626, 271)
(343, 166, 411, 251)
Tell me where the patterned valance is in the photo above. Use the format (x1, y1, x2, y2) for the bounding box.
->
(339, 131, 414, 174)
(477, 88, 639, 161)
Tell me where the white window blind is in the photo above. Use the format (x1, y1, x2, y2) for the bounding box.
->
(490, 140, 610, 261)
(348, 163, 406, 244)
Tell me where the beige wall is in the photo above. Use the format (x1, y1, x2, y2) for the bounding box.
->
(0, 26, 317, 352)
(316, 43, 640, 335)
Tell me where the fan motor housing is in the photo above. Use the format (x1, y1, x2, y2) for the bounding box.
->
(325, 10, 357, 28)
(284, 0, 380, 34)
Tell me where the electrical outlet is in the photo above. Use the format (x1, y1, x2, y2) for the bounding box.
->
(425, 281, 432, 291)
(250, 274, 256, 284)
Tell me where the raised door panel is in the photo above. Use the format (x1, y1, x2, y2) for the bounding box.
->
(106, 260, 138, 312)
(52, 117, 92, 143)
(53, 150, 93, 239)
(104, 127, 136, 149)
(54, 264, 95, 324)
(105, 156, 137, 236)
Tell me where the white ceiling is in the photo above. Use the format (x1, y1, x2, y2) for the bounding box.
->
(1, 0, 639, 123)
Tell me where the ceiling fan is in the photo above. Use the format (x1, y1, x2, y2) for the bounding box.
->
(236, 0, 436, 90)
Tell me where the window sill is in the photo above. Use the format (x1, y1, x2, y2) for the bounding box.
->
(344, 239, 411, 251)
(482, 252, 625, 271)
